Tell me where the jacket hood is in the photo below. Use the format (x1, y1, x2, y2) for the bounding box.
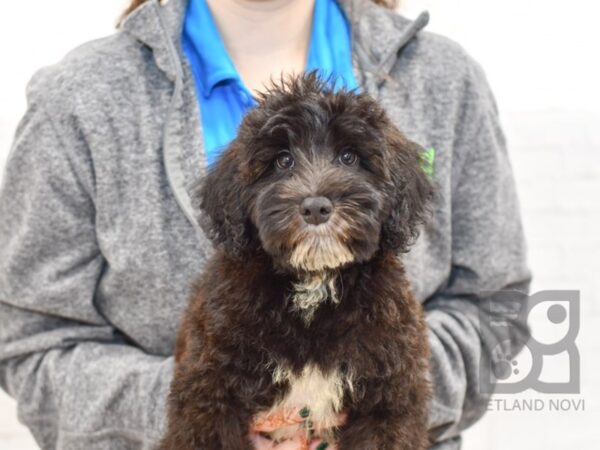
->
(121, 0, 430, 89)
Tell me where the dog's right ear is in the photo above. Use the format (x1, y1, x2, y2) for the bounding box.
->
(197, 148, 251, 256)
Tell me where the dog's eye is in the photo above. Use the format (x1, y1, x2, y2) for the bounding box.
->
(275, 151, 294, 170)
(339, 150, 358, 166)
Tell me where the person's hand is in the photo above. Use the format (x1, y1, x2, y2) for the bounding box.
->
(249, 430, 337, 450)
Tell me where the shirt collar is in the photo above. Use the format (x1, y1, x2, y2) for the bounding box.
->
(306, 0, 358, 91)
(182, 0, 359, 98)
(182, 0, 239, 97)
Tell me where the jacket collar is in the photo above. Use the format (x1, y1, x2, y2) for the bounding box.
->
(121, 0, 429, 87)
(340, 0, 429, 84)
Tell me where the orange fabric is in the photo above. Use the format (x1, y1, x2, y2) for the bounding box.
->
(252, 407, 307, 432)
(251, 408, 347, 449)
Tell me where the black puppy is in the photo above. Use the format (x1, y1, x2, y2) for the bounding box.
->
(160, 72, 432, 450)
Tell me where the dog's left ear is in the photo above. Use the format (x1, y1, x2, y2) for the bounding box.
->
(197, 147, 252, 256)
(380, 128, 434, 252)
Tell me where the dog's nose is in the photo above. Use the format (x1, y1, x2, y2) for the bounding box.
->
(300, 197, 333, 225)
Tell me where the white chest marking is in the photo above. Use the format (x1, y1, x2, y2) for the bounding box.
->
(271, 364, 353, 427)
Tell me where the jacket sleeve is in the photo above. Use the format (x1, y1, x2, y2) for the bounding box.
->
(0, 74, 172, 449)
(424, 56, 531, 443)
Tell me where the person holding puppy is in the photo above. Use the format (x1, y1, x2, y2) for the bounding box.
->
(0, 0, 530, 449)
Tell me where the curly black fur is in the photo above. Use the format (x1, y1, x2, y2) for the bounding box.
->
(160, 72, 433, 450)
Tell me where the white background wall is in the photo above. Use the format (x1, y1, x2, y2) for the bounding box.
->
(0, 0, 598, 448)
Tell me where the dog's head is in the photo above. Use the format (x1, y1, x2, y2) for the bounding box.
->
(198, 73, 432, 272)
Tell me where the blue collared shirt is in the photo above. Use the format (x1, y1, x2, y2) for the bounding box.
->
(182, 0, 359, 166)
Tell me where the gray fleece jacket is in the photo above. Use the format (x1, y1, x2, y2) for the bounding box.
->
(0, 0, 531, 449)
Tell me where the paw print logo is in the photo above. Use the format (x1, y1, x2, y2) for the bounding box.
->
(479, 290, 580, 394)
(492, 357, 520, 380)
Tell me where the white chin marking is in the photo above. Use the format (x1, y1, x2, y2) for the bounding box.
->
(289, 235, 354, 272)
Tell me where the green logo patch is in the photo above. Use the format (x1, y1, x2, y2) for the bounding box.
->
(421, 147, 436, 177)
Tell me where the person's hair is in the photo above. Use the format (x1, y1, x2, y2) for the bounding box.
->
(121, 0, 399, 24)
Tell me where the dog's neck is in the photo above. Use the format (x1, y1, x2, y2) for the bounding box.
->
(291, 270, 340, 325)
